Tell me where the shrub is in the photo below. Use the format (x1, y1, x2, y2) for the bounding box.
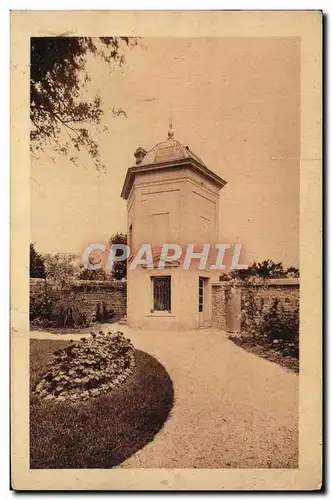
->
(53, 293, 94, 328)
(95, 302, 102, 322)
(261, 298, 299, 358)
(43, 253, 81, 291)
(103, 301, 115, 322)
(240, 287, 299, 359)
(30, 292, 53, 326)
(30, 243, 46, 278)
(241, 290, 265, 340)
(95, 302, 115, 322)
(33, 330, 135, 402)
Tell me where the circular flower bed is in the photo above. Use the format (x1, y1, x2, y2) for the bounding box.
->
(34, 330, 135, 403)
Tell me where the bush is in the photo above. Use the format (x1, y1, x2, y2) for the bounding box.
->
(241, 291, 265, 340)
(95, 302, 102, 322)
(53, 293, 94, 328)
(241, 289, 299, 359)
(95, 301, 115, 323)
(102, 301, 115, 322)
(261, 298, 299, 358)
(30, 293, 53, 326)
(33, 330, 135, 402)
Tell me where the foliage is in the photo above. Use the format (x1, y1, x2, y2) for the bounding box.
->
(224, 274, 299, 359)
(251, 259, 284, 278)
(78, 266, 108, 281)
(31, 37, 136, 170)
(109, 232, 127, 281)
(33, 330, 135, 403)
(222, 274, 266, 288)
(31, 251, 126, 328)
(43, 253, 80, 290)
(95, 301, 115, 323)
(261, 299, 299, 358)
(239, 283, 299, 359)
(30, 292, 53, 326)
(30, 243, 46, 278)
(240, 288, 266, 340)
(78, 245, 110, 280)
(222, 260, 299, 280)
(52, 293, 94, 328)
(285, 266, 300, 278)
(30, 340, 174, 468)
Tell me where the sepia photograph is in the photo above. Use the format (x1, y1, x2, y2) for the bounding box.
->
(11, 10, 322, 490)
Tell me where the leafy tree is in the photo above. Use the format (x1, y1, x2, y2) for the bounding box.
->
(109, 232, 127, 281)
(225, 268, 255, 280)
(285, 266, 300, 278)
(223, 259, 285, 281)
(78, 267, 108, 281)
(30, 243, 46, 278)
(43, 252, 80, 291)
(30, 37, 136, 170)
(252, 259, 284, 278)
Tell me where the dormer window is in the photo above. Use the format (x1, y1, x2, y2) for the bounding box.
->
(134, 147, 147, 165)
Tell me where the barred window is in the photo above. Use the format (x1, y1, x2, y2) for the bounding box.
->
(198, 277, 204, 312)
(152, 276, 171, 312)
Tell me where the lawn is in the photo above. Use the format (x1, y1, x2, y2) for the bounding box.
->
(30, 339, 174, 468)
(30, 325, 100, 335)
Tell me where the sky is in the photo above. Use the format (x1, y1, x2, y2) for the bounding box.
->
(31, 37, 300, 268)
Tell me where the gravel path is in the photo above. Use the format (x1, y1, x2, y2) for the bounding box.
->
(30, 325, 298, 468)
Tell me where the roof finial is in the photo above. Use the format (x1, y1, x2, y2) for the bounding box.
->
(168, 107, 174, 139)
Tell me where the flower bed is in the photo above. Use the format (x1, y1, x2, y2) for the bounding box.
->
(33, 330, 135, 403)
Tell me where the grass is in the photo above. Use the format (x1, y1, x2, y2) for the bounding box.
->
(30, 322, 111, 335)
(30, 339, 174, 468)
(30, 325, 91, 335)
(228, 335, 299, 373)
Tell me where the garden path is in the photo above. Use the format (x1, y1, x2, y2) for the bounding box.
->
(30, 325, 298, 468)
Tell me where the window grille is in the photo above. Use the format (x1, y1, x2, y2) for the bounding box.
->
(152, 276, 171, 312)
(198, 277, 204, 312)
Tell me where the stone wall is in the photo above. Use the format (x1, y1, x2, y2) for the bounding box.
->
(212, 278, 299, 332)
(32, 277, 298, 330)
(30, 278, 127, 320)
(211, 283, 227, 330)
(242, 281, 299, 311)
